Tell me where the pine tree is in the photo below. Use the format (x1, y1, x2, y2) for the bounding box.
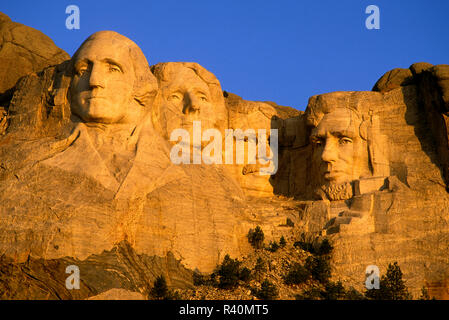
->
(304, 256, 331, 283)
(256, 279, 279, 300)
(317, 238, 333, 255)
(254, 257, 266, 282)
(239, 267, 251, 282)
(150, 275, 169, 299)
(217, 254, 241, 289)
(266, 240, 280, 252)
(279, 236, 287, 248)
(247, 226, 264, 249)
(284, 263, 310, 285)
(365, 262, 411, 300)
(418, 286, 431, 300)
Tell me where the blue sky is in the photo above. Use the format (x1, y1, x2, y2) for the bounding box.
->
(3, 0, 449, 110)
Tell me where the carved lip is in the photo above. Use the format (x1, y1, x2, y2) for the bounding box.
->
(181, 119, 200, 127)
(181, 120, 194, 126)
(87, 96, 107, 100)
(323, 170, 344, 180)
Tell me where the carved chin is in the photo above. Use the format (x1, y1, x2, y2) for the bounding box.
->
(72, 102, 123, 124)
(318, 181, 353, 201)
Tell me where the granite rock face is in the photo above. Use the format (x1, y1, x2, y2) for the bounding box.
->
(303, 86, 449, 298)
(0, 12, 69, 131)
(0, 29, 253, 299)
(1, 13, 449, 299)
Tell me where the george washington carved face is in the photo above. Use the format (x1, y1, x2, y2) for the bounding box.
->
(69, 31, 157, 125)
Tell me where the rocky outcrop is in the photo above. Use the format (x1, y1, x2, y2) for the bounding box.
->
(0, 12, 69, 136)
(0, 241, 193, 299)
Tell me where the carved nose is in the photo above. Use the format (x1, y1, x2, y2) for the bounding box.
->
(183, 93, 200, 115)
(88, 64, 105, 89)
(321, 139, 338, 163)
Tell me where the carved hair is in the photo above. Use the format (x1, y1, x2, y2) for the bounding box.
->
(151, 62, 224, 108)
(305, 92, 362, 128)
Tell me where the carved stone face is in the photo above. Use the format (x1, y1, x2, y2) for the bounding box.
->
(310, 108, 364, 187)
(159, 65, 218, 139)
(70, 38, 135, 124)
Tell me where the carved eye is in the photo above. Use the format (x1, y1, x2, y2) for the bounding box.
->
(76, 66, 88, 76)
(311, 138, 323, 146)
(109, 65, 121, 73)
(199, 95, 208, 102)
(168, 94, 181, 101)
(339, 137, 353, 145)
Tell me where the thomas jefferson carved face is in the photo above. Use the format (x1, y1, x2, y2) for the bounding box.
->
(310, 108, 364, 188)
(161, 66, 217, 137)
(152, 62, 226, 143)
(69, 35, 136, 124)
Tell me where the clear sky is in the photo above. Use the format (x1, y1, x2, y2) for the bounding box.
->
(2, 0, 449, 110)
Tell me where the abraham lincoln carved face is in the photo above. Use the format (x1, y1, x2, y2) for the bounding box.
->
(310, 107, 362, 186)
(306, 92, 373, 200)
